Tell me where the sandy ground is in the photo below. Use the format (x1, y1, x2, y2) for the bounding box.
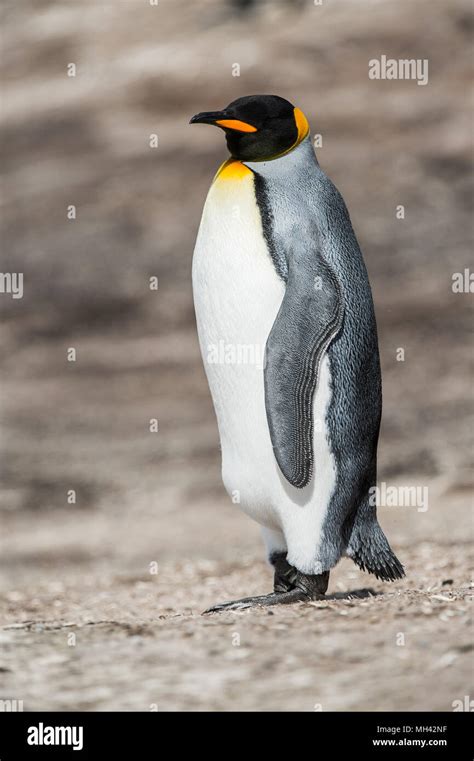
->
(0, 0, 473, 711)
(0, 541, 472, 711)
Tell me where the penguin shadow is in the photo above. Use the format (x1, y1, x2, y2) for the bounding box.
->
(323, 588, 380, 601)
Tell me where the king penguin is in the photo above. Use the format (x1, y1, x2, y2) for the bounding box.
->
(190, 94, 404, 611)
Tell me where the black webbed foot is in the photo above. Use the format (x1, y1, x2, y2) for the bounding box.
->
(202, 556, 330, 614)
(203, 588, 315, 613)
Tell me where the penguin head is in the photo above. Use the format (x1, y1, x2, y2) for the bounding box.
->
(190, 94, 310, 162)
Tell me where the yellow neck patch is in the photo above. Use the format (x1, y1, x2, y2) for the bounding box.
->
(214, 158, 253, 182)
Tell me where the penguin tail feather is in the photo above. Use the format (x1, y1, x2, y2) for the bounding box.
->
(347, 521, 405, 582)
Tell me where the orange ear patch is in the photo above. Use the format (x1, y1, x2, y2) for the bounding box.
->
(294, 107, 310, 141)
(216, 119, 258, 133)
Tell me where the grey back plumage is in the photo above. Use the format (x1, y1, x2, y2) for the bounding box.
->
(246, 138, 404, 580)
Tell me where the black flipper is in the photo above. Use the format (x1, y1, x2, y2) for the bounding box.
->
(264, 237, 344, 488)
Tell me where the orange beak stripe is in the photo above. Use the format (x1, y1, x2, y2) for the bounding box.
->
(216, 119, 258, 133)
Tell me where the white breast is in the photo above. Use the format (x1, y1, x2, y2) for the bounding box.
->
(192, 166, 337, 575)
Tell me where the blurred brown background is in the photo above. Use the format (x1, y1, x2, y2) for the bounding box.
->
(0, 0, 472, 711)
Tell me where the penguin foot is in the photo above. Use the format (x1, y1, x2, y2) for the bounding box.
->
(202, 564, 330, 613)
(203, 588, 316, 613)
